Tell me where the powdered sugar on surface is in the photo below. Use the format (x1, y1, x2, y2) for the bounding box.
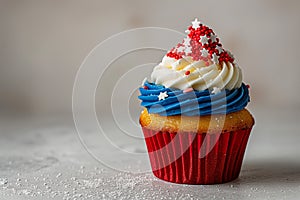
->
(0, 111, 300, 200)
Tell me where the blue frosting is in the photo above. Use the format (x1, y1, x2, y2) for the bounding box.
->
(138, 82, 250, 116)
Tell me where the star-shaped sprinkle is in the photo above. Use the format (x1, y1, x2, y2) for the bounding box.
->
(191, 18, 201, 29)
(210, 34, 218, 43)
(183, 37, 191, 46)
(158, 91, 168, 101)
(201, 48, 209, 57)
(216, 45, 223, 54)
(211, 87, 221, 94)
(166, 19, 236, 64)
(199, 35, 209, 45)
(184, 46, 192, 54)
(212, 53, 219, 65)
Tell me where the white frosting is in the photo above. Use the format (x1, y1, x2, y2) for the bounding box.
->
(150, 56, 242, 91)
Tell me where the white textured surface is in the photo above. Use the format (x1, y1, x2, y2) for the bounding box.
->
(0, 107, 300, 200)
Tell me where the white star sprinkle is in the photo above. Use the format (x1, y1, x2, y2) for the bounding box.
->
(176, 46, 185, 52)
(201, 48, 209, 57)
(210, 34, 218, 43)
(211, 87, 221, 94)
(191, 18, 201, 29)
(199, 35, 209, 45)
(185, 29, 191, 34)
(216, 45, 223, 54)
(158, 91, 168, 101)
(183, 37, 191, 46)
(212, 53, 219, 65)
(184, 46, 192, 54)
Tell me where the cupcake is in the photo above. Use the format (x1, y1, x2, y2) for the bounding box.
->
(138, 18, 254, 184)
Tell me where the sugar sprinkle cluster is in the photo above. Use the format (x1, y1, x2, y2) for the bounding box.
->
(166, 18, 235, 66)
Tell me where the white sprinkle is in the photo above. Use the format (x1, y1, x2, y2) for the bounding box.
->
(211, 87, 221, 94)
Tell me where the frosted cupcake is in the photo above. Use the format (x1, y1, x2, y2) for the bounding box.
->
(139, 18, 254, 184)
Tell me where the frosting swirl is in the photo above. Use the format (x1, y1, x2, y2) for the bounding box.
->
(138, 18, 251, 116)
(139, 82, 250, 116)
(151, 56, 242, 91)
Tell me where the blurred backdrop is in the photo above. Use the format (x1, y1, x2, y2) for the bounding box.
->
(1, 0, 300, 117)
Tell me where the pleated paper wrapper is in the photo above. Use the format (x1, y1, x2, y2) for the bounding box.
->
(142, 127, 252, 184)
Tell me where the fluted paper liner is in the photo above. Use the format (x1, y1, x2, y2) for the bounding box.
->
(142, 127, 252, 184)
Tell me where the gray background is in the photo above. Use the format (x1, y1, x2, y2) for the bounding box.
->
(1, 0, 300, 116)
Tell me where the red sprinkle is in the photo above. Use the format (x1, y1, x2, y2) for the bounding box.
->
(165, 20, 235, 65)
(185, 70, 191, 75)
(143, 86, 149, 89)
(166, 51, 182, 60)
(246, 85, 250, 89)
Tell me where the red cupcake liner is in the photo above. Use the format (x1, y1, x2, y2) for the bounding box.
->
(142, 127, 252, 184)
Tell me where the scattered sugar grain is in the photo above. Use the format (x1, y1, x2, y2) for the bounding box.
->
(0, 178, 8, 186)
(56, 173, 62, 178)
